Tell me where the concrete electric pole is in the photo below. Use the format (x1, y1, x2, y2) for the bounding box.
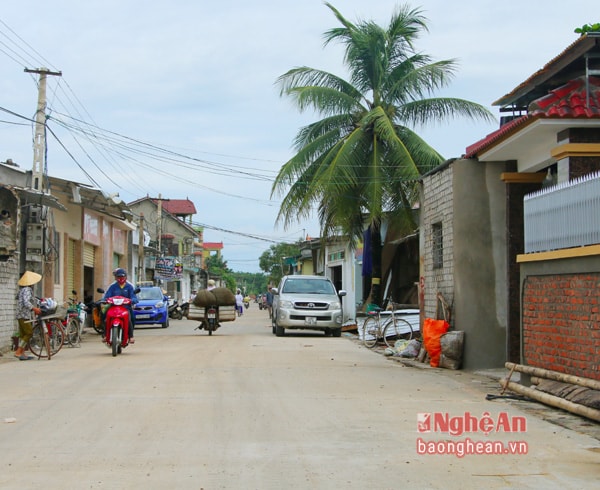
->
(24, 67, 62, 192)
(139, 213, 146, 281)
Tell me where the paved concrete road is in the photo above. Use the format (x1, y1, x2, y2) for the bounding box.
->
(1, 305, 599, 489)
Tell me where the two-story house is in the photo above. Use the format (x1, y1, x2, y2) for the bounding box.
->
(421, 32, 600, 376)
(127, 197, 203, 302)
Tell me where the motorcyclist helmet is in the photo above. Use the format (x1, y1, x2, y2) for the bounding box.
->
(113, 268, 127, 277)
(114, 268, 127, 285)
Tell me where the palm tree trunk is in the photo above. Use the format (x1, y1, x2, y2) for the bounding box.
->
(370, 221, 383, 306)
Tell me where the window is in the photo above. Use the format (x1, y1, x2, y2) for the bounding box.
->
(432, 222, 443, 270)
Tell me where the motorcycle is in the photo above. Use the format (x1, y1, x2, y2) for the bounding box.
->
(190, 302, 236, 335)
(204, 305, 218, 335)
(168, 299, 183, 320)
(98, 287, 139, 357)
(85, 298, 105, 335)
(180, 301, 190, 318)
(193, 305, 220, 335)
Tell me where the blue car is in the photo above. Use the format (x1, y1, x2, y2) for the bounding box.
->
(133, 286, 169, 328)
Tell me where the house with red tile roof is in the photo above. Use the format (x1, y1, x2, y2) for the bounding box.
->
(202, 241, 223, 261)
(128, 196, 204, 301)
(158, 198, 197, 224)
(420, 32, 600, 377)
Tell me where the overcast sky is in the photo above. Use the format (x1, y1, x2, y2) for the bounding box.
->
(0, 1, 596, 272)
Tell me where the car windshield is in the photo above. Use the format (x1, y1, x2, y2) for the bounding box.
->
(282, 278, 335, 295)
(138, 287, 164, 300)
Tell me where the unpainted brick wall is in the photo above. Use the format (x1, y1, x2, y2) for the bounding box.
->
(523, 273, 600, 380)
(0, 257, 19, 351)
(422, 166, 454, 322)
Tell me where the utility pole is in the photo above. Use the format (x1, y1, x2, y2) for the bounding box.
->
(23, 68, 61, 286)
(24, 67, 62, 192)
(157, 194, 163, 254)
(138, 213, 146, 281)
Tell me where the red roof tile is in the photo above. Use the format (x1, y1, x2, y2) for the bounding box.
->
(154, 199, 197, 215)
(529, 76, 600, 117)
(465, 76, 600, 158)
(203, 242, 223, 250)
(464, 115, 533, 158)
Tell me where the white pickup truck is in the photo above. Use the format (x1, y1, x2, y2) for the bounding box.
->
(271, 275, 346, 337)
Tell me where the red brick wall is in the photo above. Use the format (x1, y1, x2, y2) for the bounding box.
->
(523, 273, 600, 380)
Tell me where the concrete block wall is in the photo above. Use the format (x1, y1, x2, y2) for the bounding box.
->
(523, 272, 600, 380)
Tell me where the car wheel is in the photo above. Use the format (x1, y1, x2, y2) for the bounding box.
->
(275, 324, 285, 337)
(162, 316, 169, 328)
(332, 328, 342, 337)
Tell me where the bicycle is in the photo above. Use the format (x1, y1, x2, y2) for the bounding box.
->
(63, 294, 85, 347)
(27, 309, 66, 360)
(361, 303, 414, 348)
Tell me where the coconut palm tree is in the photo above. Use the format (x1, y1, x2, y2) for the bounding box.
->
(272, 3, 494, 306)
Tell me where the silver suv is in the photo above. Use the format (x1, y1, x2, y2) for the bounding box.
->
(271, 275, 346, 337)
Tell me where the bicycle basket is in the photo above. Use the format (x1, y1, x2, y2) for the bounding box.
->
(39, 298, 58, 315)
(54, 305, 68, 318)
(365, 303, 379, 314)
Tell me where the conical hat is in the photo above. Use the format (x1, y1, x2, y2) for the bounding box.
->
(18, 271, 42, 287)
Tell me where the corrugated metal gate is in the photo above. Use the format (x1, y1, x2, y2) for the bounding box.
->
(83, 243, 95, 267)
(67, 239, 75, 294)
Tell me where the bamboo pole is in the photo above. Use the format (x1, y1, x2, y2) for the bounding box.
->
(501, 380, 600, 422)
(505, 362, 600, 391)
(500, 363, 517, 395)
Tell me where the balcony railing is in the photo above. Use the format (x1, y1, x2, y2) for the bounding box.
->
(524, 170, 600, 253)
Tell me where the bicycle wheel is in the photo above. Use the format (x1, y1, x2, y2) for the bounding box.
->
(383, 316, 414, 347)
(64, 318, 80, 347)
(46, 319, 65, 356)
(28, 322, 47, 358)
(361, 316, 379, 348)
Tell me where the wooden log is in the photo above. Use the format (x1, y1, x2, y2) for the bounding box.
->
(501, 380, 600, 423)
(505, 362, 600, 391)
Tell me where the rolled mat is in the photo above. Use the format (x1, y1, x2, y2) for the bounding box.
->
(193, 289, 217, 307)
(192, 287, 236, 307)
(211, 287, 236, 306)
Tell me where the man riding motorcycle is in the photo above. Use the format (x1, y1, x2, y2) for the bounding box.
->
(103, 268, 138, 343)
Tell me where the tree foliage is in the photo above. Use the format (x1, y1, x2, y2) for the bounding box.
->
(258, 241, 301, 286)
(231, 271, 270, 297)
(575, 23, 600, 35)
(205, 254, 235, 291)
(272, 3, 494, 305)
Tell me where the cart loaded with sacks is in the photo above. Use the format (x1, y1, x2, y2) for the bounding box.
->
(187, 287, 236, 335)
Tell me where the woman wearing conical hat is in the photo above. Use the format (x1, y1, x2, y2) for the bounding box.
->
(15, 271, 42, 360)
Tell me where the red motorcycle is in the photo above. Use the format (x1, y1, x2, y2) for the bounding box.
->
(103, 295, 134, 356)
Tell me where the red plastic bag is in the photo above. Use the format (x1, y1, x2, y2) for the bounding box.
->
(422, 318, 450, 367)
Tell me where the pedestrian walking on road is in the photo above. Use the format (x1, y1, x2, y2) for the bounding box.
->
(235, 289, 244, 316)
(15, 271, 42, 360)
(266, 286, 274, 319)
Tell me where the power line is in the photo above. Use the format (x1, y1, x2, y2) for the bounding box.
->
(190, 220, 293, 244)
